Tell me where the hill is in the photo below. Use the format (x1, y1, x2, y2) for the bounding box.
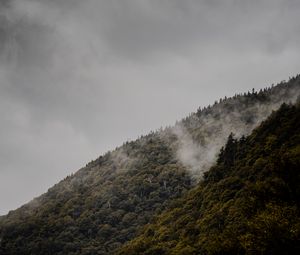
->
(0, 76, 300, 254)
(117, 102, 300, 255)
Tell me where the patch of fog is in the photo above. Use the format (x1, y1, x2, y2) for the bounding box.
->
(171, 80, 300, 180)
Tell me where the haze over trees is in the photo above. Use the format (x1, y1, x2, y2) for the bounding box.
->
(118, 102, 300, 254)
(0, 76, 300, 254)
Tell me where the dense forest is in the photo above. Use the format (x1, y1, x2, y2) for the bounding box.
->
(0, 76, 300, 254)
(117, 102, 300, 255)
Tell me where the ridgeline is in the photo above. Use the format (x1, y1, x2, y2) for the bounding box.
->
(1, 76, 300, 254)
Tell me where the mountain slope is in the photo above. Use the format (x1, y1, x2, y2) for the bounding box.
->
(0, 76, 300, 254)
(117, 102, 300, 255)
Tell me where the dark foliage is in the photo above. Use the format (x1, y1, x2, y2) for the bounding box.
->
(117, 103, 300, 255)
(0, 134, 191, 255)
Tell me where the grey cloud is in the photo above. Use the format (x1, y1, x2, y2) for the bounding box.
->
(1, 0, 300, 214)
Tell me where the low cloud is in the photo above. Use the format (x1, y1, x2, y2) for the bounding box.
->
(172, 83, 300, 180)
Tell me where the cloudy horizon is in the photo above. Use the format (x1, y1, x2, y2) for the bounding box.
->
(1, 0, 300, 215)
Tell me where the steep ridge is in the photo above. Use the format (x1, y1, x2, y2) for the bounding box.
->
(117, 102, 300, 255)
(0, 76, 300, 254)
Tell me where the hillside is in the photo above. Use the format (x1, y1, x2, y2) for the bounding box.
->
(117, 102, 300, 255)
(0, 76, 300, 254)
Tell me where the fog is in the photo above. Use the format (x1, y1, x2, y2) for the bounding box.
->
(172, 82, 300, 179)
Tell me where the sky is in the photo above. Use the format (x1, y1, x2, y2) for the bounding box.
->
(0, 0, 300, 215)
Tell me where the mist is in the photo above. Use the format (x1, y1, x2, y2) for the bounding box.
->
(171, 82, 300, 179)
(1, 0, 300, 214)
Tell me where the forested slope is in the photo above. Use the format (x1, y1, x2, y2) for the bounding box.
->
(118, 102, 300, 255)
(0, 76, 300, 254)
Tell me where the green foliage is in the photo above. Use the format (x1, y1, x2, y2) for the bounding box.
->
(117, 103, 300, 255)
(0, 135, 191, 255)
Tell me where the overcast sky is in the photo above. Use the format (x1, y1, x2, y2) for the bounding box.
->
(0, 0, 300, 215)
